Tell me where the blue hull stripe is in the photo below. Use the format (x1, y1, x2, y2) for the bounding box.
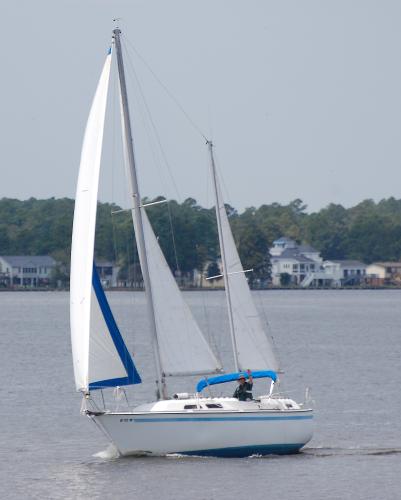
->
(89, 263, 141, 390)
(179, 443, 305, 457)
(133, 415, 313, 423)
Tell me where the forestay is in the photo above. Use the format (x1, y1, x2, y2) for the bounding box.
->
(140, 210, 222, 376)
(70, 51, 140, 392)
(215, 173, 279, 372)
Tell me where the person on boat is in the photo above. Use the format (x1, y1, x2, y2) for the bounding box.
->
(233, 370, 253, 401)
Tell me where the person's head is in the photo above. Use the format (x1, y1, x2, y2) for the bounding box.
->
(238, 375, 246, 385)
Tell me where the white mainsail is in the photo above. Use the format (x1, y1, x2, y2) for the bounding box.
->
(141, 210, 222, 376)
(213, 164, 279, 373)
(70, 51, 140, 392)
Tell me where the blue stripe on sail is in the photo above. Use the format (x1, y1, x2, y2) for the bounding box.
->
(89, 263, 141, 390)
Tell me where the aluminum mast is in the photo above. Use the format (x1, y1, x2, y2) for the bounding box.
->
(113, 29, 166, 399)
(207, 140, 240, 371)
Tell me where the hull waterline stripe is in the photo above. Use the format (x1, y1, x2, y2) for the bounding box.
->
(131, 415, 313, 423)
(178, 443, 306, 457)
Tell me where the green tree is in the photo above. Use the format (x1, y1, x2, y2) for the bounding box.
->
(232, 208, 271, 287)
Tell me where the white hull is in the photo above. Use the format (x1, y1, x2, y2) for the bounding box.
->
(88, 398, 313, 457)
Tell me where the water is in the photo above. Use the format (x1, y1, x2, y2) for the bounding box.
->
(1, 290, 400, 499)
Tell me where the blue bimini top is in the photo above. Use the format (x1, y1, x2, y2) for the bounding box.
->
(196, 370, 277, 393)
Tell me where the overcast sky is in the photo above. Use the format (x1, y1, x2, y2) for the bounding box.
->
(2, 1, 401, 213)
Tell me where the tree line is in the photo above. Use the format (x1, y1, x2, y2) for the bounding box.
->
(2, 196, 401, 283)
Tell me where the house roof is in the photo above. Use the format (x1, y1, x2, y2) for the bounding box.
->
(0, 255, 56, 267)
(368, 262, 401, 268)
(297, 244, 319, 253)
(273, 237, 296, 244)
(272, 237, 318, 254)
(327, 260, 367, 267)
(272, 248, 315, 263)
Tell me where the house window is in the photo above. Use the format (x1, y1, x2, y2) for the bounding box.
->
(310, 264, 315, 271)
(300, 264, 305, 271)
(293, 264, 298, 271)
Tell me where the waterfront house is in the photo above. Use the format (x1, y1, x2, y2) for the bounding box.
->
(269, 238, 368, 287)
(366, 262, 401, 285)
(270, 237, 327, 286)
(323, 260, 367, 286)
(0, 255, 56, 287)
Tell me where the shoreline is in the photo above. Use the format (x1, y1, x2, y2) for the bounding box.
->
(2, 286, 401, 292)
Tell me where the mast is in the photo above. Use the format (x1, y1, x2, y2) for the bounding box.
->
(113, 29, 166, 399)
(207, 140, 240, 372)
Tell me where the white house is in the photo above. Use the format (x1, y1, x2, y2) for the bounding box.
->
(270, 238, 326, 286)
(270, 238, 368, 287)
(323, 260, 367, 286)
(0, 255, 56, 287)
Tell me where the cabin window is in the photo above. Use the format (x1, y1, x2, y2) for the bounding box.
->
(184, 404, 197, 409)
(206, 403, 223, 408)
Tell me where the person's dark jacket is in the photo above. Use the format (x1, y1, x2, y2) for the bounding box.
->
(233, 381, 253, 401)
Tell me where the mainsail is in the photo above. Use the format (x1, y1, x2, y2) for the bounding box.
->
(211, 149, 279, 372)
(141, 210, 222, 376)
(70, 51, 141, 392)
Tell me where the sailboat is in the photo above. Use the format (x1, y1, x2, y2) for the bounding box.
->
(70, 28, 313, 457)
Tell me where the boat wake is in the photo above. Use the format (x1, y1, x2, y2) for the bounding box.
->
(93, 444, 120, 460)
(90, 446, 401, 461)
(303, 446, 401, 457)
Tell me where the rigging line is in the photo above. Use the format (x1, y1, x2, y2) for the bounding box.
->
(121, 40, 183, 275)
(121, 38, 182, 202)
(201, 173, 214, 350)
(123, 35, 208, 142)
(167, 201, 181, 275)
(199, 151, 223, 362)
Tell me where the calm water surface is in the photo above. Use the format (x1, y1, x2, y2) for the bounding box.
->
(0, 290, 400, 499)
